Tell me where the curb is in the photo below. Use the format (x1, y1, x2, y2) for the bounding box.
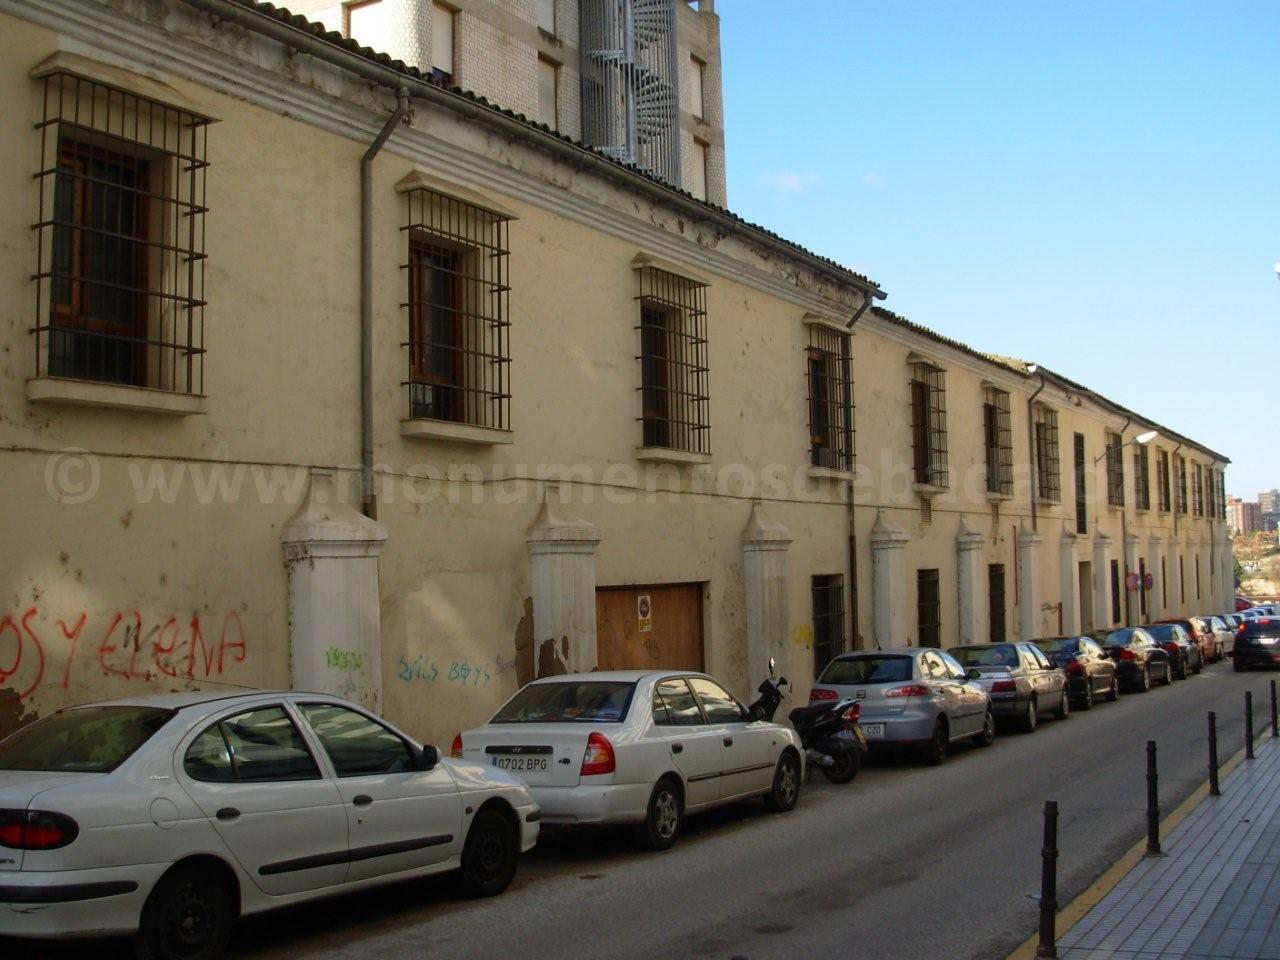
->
(1004, 726, 1270, 960)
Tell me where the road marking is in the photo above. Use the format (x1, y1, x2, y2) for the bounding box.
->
(1004, 727, 1265, 960)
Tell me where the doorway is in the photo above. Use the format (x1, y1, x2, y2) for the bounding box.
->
(595, 583, 704, 671)
(1079, 561, 1094, 632)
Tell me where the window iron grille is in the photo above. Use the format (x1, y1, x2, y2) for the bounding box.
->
(636, 265, 710, 454)
(1157, 450, 1171, 512)
(807, 324, 854, 472)
(988, 564, 1006, 643)
(1193, 463, 1204, 516)
(1105, 432, 1125, 507)
(983, 386, 1013, 496)
(1175, 455, 1187, 514)
(32, 71, 209, 393)
(401, 185, 511, 429)
(1073, 432, 1087, 534)
(811, 574, 846, 672)
(917, 568, 941, 648)
(1134, 444, 1151, 511)
(1110, 559, 1122, 624)
(910, 361, 948, 488)
(1034, 406, 1061, 502)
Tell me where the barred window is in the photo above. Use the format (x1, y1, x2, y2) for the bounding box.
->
(988, 564, 1006, 643)
(806, 325, 854, 471)
(1175, 454, 1188, 514)
(402, 185, 511, 428)
(1073, 433, 1087, 534)
(917, 569, 941, 648)
(811, 574, 845, 673)
(983, 386, 1013, 496)
(32, 71, 209, 393)
(1034, 406, 1061, 502)
(1157, 449, 1171, 512)
(1134, 444, 1151, 511)
(910, 361, 948, 488)
(1105, 432, 1125, 507)
(636, 266, 709, 454)
(1193, 463, 1204, 516)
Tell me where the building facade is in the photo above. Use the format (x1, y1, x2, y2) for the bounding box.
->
(1229, 497, 1263, 535)
(0, 0, 1231, 745)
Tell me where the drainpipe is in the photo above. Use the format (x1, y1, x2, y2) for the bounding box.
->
(842, 294, 875, 651)
(1117, 417, 1133, 626)
(1171, 442, 1183, 539)
(360, 88, 410, 519)
(1027, 370, 1047, 532)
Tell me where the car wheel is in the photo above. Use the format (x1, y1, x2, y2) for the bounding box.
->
(1160, 661, 1174, 686)
(972, 709, 995, 748)
(820, 743, 859, 785)
(460, 809, 519, 897)
(1193, 651, 1203, 675)
(1054, 690, 1070, 721)
(1020, 698, 1038, 733)
(1106, 675, 1120, 702)
(1234, 657, 1245, 673)
(765, 751, 803, 807)
(638, 777, 683, 851)
(134, 863, 234, 960)
(1079, 682, 1094, 711)
(921, 718, 949, 765)
(1137, 665, 1151, 692)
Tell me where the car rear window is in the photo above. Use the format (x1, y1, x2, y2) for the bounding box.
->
(492, 681, 635, 723)
(1145, 625, 1178, 643)
(1240, 620, 1280, 642)
(950, 645, 1019, 667)
(1034, 638, 1081, 654)
(0, 706, 174, 773)
(1102, 629, 1135, 645)
(819, 656, 913, 685)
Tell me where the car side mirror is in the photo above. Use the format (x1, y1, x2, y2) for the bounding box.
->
(418, 744, 440, 770)
(967, 668, 981, 681)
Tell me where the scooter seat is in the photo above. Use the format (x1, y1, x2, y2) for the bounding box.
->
(788, 703, 840, 726)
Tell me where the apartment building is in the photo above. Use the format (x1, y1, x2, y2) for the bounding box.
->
(1229, 497, 1263, 535)
(0, 0, 1231, 745)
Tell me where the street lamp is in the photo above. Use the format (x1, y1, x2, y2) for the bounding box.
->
(1092, 429, 1158, 466)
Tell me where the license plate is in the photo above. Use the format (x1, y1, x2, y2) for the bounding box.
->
(491, 756, 548, 773)
(861, 723, 884, 739)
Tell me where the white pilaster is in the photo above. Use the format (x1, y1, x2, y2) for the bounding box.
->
(1148, 535, 1164, 617)
(1059, 528, 1079, 636)
(742, 503, 792, 691)
(526, 500, 602, 676)
(1018, 529, 1043, 641)
(1124, 532, 1140, 626)
(871, 512, 910, 648)
(956, 519, 984, 646)
(282, 470, 388, 713)
(1092, 530, 1112, 630)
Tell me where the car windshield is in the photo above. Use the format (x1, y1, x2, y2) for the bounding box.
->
(0, 706, 174, 773)
(949, 645, 1019, 667)
(491, 682, 635, 723)
(819, 656, 913, 685)
(1035, 638, 1080, 654)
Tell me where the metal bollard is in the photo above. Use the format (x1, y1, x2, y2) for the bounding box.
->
(1209, 711, 1220, 797)
(1146, 740, 1161, 855)
(1271, 680, 1277, 739)
(1247, 691, 1255, 760)
(1036, 800, 1059, 960)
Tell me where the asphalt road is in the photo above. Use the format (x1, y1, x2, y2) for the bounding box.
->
(13, 661, 1272, 960)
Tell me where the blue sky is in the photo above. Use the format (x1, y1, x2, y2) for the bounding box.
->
(720, 1, 1278, 498)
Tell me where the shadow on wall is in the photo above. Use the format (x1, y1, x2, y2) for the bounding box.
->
(0, 688, 37, 741)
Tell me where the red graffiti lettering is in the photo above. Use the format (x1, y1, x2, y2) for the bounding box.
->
(0, 609, 47, 702)
(57, 614, 87, 690)
(218, 612, 247, 674)
(185, 616, 213, 681)
(19, 609, 44, 701)
(153, 616, 180, 679)
(97, 613, 128, 680)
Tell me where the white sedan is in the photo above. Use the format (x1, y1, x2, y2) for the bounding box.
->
(0, 690, 538, 959)
(454, 670, 804, 850)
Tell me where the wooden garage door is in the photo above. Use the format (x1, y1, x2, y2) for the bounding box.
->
(595, 583, 704, 671)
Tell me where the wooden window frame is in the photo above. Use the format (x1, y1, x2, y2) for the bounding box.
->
(910, 362, 948, 488)
(1073, 432, 1087, 534)
(1034, 405, 1061, 503)
(811, 574, 845, 673)
(1105, 432, 1125, 507)
(988, 564, 1006, 643)
(636, 265, 710, 455)
(1134, 444, 1151, 511)
(807, 325, 854, 472)
(983, 386, 1013, 496)
(917, 568, 941, 648)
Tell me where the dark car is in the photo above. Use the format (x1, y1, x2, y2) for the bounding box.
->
(1034, 636, 1119, 709)
(1145, 622, 1202, 680)
(1156, 617, 1216, 665)
(1098, 627, 1172, 691)
(1232, 617, 1280, 672)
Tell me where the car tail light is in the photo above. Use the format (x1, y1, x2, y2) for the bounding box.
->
(1065, 661, 1082, 674)
(0, 810, 79, 850)
(1165, 642, 1179, 652)
(841, 702, 861, 723)
(580, 733, 616, 776)
(990, 680, 1016, 693)
(809, 688, 838, 702)
(450, 733, 463, 759)
(885, 684, 930, 698)
(1119, 649, 1136, 661)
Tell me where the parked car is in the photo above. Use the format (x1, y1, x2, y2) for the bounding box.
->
(1098, 627, 1173, 691)
(1155, 617, 1215, 667)
(1145, 622, 1202, 679)
(948, 642, 1070, 731)
(810, 647, 992, 765)
(1232, 616, 1280, 672)
(1033, 636, 1119, 709)
(0, 691, 536, 960)
(455, 671, 803, 851)
(1202, 615, 1236, 659)
(1236, 596, 1254, 612)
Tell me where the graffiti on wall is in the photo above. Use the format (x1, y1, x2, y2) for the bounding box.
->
(0, 607, 250, 703)
(324, 647, 367, 673)
(397, 654, 492, 688)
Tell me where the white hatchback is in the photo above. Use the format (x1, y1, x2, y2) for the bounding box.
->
(0, 691, 538, 959)
(455, 670, 804, 850)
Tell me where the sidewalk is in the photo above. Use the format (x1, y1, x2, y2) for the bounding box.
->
(1055, 734, 1280, 959)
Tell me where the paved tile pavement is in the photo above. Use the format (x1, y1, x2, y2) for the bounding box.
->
(1057, 734, 1280, 959)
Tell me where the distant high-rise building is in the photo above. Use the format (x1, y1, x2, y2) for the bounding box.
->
(1229, 497, 1263, 535)
(1260, 489, 1280, 514)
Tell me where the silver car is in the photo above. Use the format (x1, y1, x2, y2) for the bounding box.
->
(1202, 615, 1235, 660)
(947, 642, 1070, 732)
(809, 647, 993, 765)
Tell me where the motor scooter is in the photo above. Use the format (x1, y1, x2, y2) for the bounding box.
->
(747, 659, 866, 784)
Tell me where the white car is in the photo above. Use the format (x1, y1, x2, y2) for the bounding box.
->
(0, 691, 538, 959)
(454, 670, 804, 850)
